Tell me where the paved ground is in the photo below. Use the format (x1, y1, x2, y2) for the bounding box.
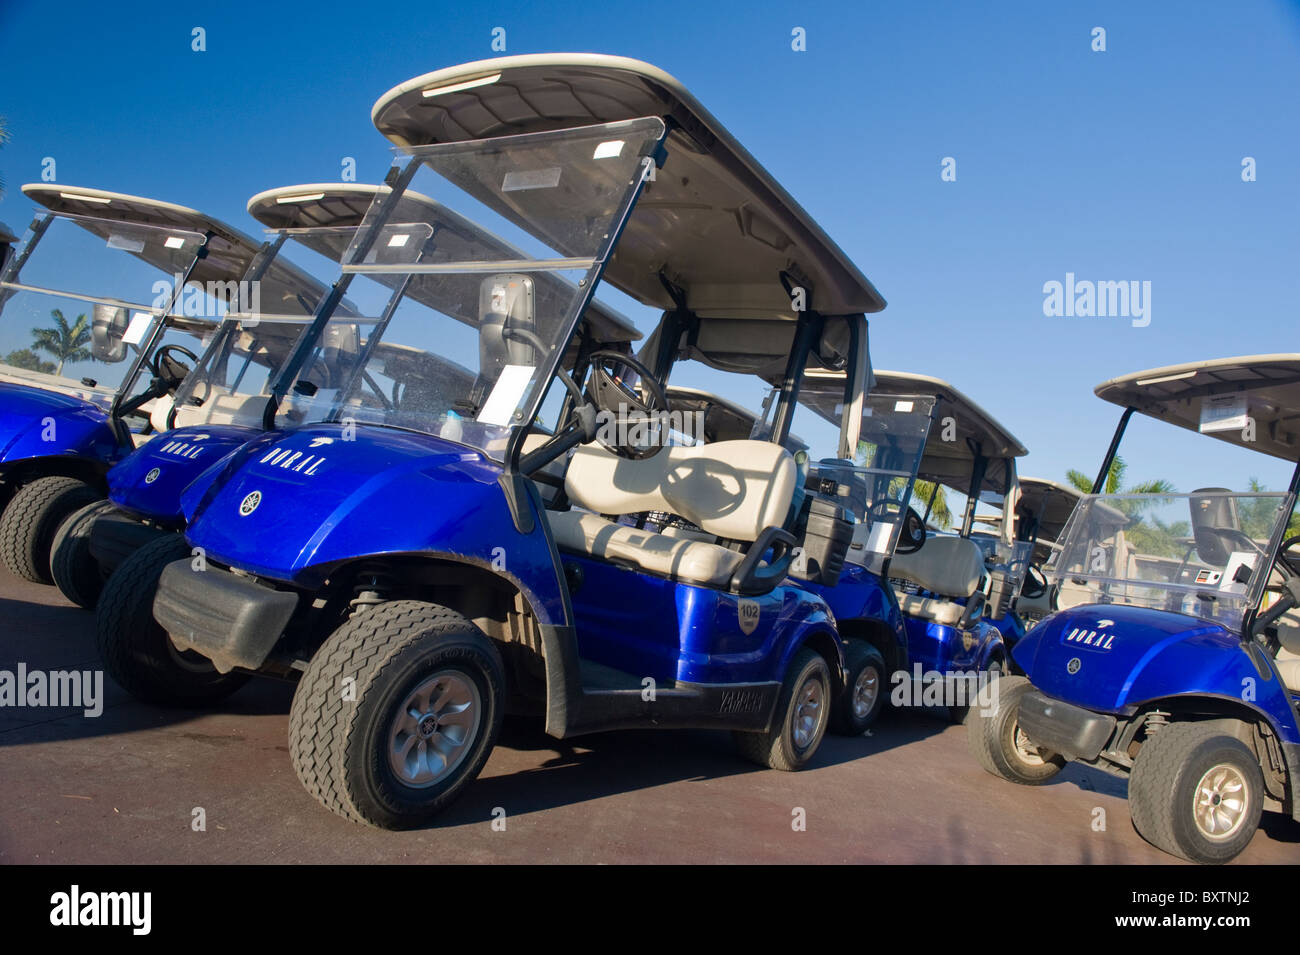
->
(1, 565, 1296, 865)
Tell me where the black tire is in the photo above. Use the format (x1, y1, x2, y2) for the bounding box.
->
(289, 600, 505, 828)
(733, 647, 832, 771)
(949, 657, 1003, 725)
(1128, 722, 1264, 865)
(966, 674, 1065, 784)
(96, 533, 249, 706)
(51, 499, 117, 609)
(830, 640, 886, 735)
(0, 476, 102, 584)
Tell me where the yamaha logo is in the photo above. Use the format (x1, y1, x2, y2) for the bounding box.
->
(144, 467, 160, 485)
(1067, 657, 1082, 674)
(239, 491, 262, 516)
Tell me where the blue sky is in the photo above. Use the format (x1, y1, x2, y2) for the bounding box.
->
(2, 0, 1298, 491)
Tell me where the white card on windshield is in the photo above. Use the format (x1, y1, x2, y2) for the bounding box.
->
(477, 364, 534, 427)
(1220, 551, 1256, 594)
(123, 312, 153, 345)
(867, 521, 895, 554)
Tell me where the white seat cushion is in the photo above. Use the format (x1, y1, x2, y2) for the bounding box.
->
(549, 510, 742, 588)
(895, 592, 966, 627)
(1276, 646, 1300, 692)
(1276, 659, 1300, 693)
(564, 439, 795, 543)
(891, 536, 984, 597)
(890, 536, 985, 627)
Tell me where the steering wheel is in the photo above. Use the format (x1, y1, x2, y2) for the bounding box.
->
(585, 349, 670, 460)
(870, 499, 927, 554)
(149, 343, 198, 390)
(1276, 535, 1300, 578)
(1021, 563, 1048, 599)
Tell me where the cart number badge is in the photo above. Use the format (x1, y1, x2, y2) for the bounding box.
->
(738, 599, 760, 635)
(239, 491, 262, 516)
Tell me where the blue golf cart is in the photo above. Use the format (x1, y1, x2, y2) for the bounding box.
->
(89, 181, 639, 703)
(46, 182, 361, 609)
(970, 355, 1300, 863)
(0, 185, 262, 584)
(791, 370, 1030, 727)
(116, 54, 886, 827)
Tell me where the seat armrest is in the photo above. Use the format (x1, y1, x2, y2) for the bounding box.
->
(958, 592, 986, 629)
(729, 525, 798, 596)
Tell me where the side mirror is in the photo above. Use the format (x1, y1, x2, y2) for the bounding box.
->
(91, 304, 128, 363)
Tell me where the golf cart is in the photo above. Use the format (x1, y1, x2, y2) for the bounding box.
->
(46, 182, 360, 609)
(969, 355, 1300, 864)
(0, 185, 264, 584)
(791, 370, 1029, 726)
(91, 181, 638, 702)
(998, 477, 1085, 625)
(129, 54, 884, 828)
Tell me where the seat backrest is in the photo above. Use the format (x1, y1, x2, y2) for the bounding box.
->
(564, 439, 796, 543)
(890, 535, 985, 598)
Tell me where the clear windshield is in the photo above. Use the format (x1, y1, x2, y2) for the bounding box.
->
(0, 213, 209, 404)
(1047, 491, 1295, 632)
(269, 118, 663, 456)
(805, 392, 937, 573)
(167, 227, 347, 429)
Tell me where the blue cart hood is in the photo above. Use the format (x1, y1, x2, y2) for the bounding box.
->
(108, 423, 260, 524)
(1013, 603, 1248, 714)
(182, 423, 566, 627)
(0, 381, 124, 466)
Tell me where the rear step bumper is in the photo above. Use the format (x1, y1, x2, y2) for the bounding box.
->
(153, 560, 298, 674)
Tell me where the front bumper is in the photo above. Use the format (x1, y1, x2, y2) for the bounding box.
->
(152, 560, 298, 674)
(89, 510, 172, 572)
(1017, 689, 1117, 762)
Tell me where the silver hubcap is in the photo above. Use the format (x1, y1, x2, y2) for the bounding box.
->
(792, 676, 824, 749)
(1193, 763, 1248, 840)
(851, 666, 879, 719)
(387, 671, 481, 789)
(1012, 721, 1046, 766)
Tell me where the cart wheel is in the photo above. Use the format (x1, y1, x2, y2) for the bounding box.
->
(51, 499, 117, 609)
(966, 674, 1064, 784)
(1128, 722, 1263, 864)
(830, 640, 886, 735)
(289, 600, 505, 828)
(733, 647, 831, 771)
(0, 476, 102, 584)
(949, 657, 1003, 725)
(97, 533, 248, 706)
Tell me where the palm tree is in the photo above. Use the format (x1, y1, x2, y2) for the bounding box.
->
(910, 478, 953, 530)
(1066, 454, 1174, 497)
(31, 309, 93, 375)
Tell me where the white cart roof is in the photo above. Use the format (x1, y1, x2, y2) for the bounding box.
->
(247, 182, 638, 345)
(23, 183, 327, 313)
(371, 54, 885, 322)
(1095, 355, 1300, 462)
